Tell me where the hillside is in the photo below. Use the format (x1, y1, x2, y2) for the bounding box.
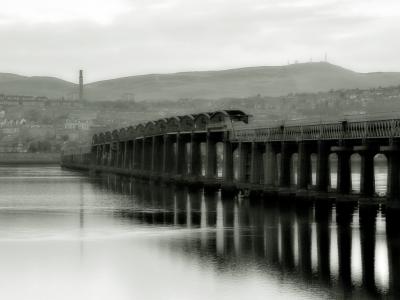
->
(1, 62, 400, 101)
(0, 74, 76, 98)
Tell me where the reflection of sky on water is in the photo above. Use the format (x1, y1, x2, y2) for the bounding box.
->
(0, 165, 396, 300)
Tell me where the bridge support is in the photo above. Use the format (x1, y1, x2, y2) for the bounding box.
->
(163, 135, 173, 175)
(316, 141, 329, 192)
(382, 145, 400, 203)
(298, 142, 310, 190)
(355, 145, 376, 197)
(190, 134, 201, 177)
(132, 140, 138, 170)
(264, 142, 276, 186)
(238, 142, 250, 183)
(223, 140, 233, 182)
(175, 134, 186, 176)
(151, 136, 164, 174)
(206, 133, 216, 179)
(250, 142, 263, 184)
(279, 142, 291, 188)
(332, 146, 352, 194)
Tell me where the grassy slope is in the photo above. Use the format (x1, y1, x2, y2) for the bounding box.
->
(1, 62, 400, 101)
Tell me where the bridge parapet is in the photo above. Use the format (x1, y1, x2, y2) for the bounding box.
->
(230, 118, 400, 142)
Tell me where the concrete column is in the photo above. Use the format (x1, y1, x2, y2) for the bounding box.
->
(123, 141, 128, 168)
(141, 138, 146, 171)
(95, 146, 99, 165)
(116, 142, 120, 167)
(250, 142, 262, 184)
(108, 144, 112, 166)
(175, 134, 186, 175)
(279, 142, 291, 187)
(104, 144, 108, 166)
(381, 145, 400, 202)
(126, 140, 132, 169)
(96, 146, 101, 165)
(154, 137, 163, 173)
(222, 140, 233, 181)
(134, 140, 140, 170)
(162, 135, 172, 174)
(264, 142, 276, 186)
(119, 142, 124, 168)
(119, 142, 123, 168)
(237, 142, 248, 182)
(206, 134, 216, 179)
(316, 141, 329, 192)
(100, 145, 104, 165)
(355, 145, 375, 196)
(110, 144, 113, 166)
(151, 136, 157, 173)
(190, 134, 201, 177)
(333, 146, 352, 194)
(298, 142, 310, 190)
(132, 140, 136, 170)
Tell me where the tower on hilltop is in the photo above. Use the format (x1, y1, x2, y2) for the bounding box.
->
(79, 70, 84, 101)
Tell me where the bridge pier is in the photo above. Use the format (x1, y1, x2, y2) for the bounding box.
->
(133, 140, 138, 170)
(206, 133, 216, 179)
(382, 145, 400, 203)
(222, 140, 234, 182)
(250, 142, 263, 184)
(332, 146, 352, 194)
(355, 144, 376, 197)
(237, 142, 247, 182)
(297, 142, 311, 190)
(175, 134, 187, 176)
(117, 141, 123, 168)
(279, 142, 291, 188)
(104, 143, 110, 166)
(163, 135, 173, 176)
(190, 134, 201, 177)
(264, 142, 276, 186)
(316, 141, 330, 192)
(135, 139, 143, 170)
(151, 136, 164, 175)
(127, 140, 133, 169)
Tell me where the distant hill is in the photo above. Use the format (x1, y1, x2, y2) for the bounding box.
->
(0, 73, 75, 98)
(2, 62, 400, 101)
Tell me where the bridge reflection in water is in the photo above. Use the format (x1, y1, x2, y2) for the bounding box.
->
(100, 175, 399, 299)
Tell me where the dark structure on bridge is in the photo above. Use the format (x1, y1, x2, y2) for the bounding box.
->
(61, 110, 400, 207)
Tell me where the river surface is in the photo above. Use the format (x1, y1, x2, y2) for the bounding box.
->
(0, 165, 398, 300)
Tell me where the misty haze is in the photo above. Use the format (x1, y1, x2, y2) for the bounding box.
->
(1, 1, 400, 300)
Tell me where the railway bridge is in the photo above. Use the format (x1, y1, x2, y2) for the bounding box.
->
(61, 110, 400, 206)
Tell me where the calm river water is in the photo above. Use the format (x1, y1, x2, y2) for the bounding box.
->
(0, 165, 398, 300)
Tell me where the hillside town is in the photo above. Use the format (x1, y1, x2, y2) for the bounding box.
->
(1, 83, 400, 153)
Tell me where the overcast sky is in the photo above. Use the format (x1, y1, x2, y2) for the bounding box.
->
(0, 0, 399, 82)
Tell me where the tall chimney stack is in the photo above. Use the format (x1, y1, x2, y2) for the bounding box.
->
(79, 70, 84, 101)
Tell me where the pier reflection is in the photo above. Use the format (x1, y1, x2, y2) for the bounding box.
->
(102, 175, 395, 299)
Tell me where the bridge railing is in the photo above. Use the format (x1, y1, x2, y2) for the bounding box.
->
(230, 116, 400, 141)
